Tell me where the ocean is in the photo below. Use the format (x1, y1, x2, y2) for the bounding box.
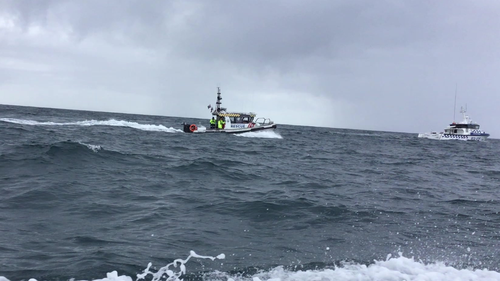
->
(1, 104, 500, 281)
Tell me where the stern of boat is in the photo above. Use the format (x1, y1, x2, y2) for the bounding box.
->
(182, 123, 205, 133)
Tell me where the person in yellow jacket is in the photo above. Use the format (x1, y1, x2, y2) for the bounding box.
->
(210, 117, 216, 129)
(218, 117, 225, 129)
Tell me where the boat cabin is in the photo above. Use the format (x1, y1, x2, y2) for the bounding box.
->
(449, 123, 480, 130)
(445, 122, 481, 135)
(215, 112, 256, 123)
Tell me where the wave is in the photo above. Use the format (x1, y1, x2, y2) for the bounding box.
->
(77, 141, 102, 152)
(0, 118, 183, 133)
(45, 140, 106, 157)
(215, 254, 500, 281)
(2, 252, 498, 281)
(0, 141, 105, 164)
(235, 130, 283, 139)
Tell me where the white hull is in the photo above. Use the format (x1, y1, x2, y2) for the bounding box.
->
(418, 132, 488, 141)
(195, 124, 277, 134)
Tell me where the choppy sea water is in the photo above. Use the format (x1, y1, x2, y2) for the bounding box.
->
(1, 104, 500, 281)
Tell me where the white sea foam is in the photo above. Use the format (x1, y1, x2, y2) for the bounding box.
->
(78, 142, 102, 152)
(236, 130, 283, 139)
(135, 251, 225, 281)
(2, 253, 498, 281)
(233, 256, 500, 281)
(0, 118, 183, 133)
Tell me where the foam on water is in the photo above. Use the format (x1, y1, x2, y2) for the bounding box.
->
(0, 118, 183, 133)
(0, 251, 225, 281)
(236, 130, 283, 139)
(229, 255, 500, 281)
(136, 251, 225, 281)
(2, 253, 499, 281)
(77, 141, 102, 152)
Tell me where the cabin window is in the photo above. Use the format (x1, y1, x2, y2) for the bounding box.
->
(454, 129, 457, 133)
(241, 117, 250, 123)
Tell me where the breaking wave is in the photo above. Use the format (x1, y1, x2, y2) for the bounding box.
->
(0, 118, 183, 133)
(1, 252, 498, 281)
(218, 254, 500, 281)
(78, 141, 102, 152)
(43, 141, 109, 159)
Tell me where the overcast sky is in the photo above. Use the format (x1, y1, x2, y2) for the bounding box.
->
(1, 0, 499, 137)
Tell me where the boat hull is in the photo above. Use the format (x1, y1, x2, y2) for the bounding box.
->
(184, 123, 277, 134)
(203, 124, 277, 134)
(418, 132, 489, 141)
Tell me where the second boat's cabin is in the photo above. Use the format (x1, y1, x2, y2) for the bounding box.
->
(449, 123, 480, 130)
(445, 122, 481, 134)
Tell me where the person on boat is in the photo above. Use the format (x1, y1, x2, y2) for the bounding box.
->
(210, 117, 216, 129)
(218, 117, 225, 129)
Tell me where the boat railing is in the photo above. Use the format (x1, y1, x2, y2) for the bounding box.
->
(254, 117, 274, 126)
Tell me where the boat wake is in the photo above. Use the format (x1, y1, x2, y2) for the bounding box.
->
(0, 118, 183, 133)
(2, 251, 498, 281)
(236, 130, 283, 139)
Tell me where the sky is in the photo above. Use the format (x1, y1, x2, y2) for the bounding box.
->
(1, 0, 499, 137)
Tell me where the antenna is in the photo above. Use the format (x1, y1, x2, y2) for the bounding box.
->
(216, 87, 222, 112)
(453, 83, 457, 122)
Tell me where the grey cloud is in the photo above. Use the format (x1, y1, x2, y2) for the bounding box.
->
(4, 1, 437, 59)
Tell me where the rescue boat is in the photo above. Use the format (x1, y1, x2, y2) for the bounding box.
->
(183, 88, 277, 134)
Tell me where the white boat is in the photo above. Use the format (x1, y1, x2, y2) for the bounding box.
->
(418, 107, 489, 141)
(183, 87, 277, 134)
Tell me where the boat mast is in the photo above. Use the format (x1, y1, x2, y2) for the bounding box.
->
(216, 87, 222, 113)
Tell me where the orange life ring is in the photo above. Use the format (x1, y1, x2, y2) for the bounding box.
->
(189, 124, 197, 132)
